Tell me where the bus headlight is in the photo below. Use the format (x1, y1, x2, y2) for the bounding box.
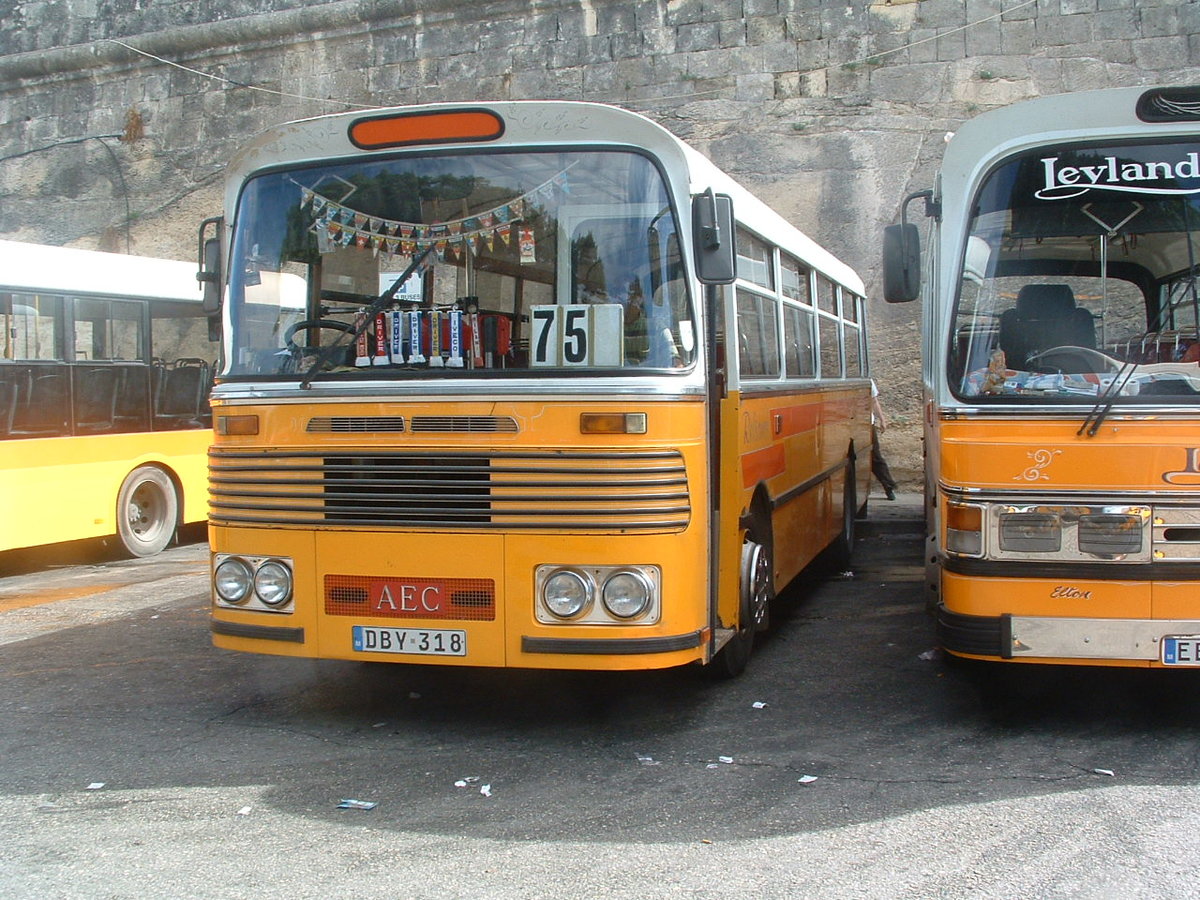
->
(214, 557, 254, 604)
(254, 559, 293, 607)
(999, 512, 1062, 552)
(1078, 514, 1143, 556)
(542, 569, 592, 618)
(602, 570, 652, 619)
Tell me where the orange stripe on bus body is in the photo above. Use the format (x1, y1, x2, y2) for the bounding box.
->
(741, 444, 786, 487)
(769, 404, 821, 438)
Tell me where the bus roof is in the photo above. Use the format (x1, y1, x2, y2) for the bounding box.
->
(0, 239, 201, 303)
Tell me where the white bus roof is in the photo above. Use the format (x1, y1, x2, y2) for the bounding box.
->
(0, 239, 201, 303)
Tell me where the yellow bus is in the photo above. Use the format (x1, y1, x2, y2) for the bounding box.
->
(884, 84, 1200, 667)
(0, 240, 216, 557)
(203, 101, 873, 675)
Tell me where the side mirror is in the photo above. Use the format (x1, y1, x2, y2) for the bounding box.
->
(692, 189, 736, 285)
(882, 222, 921, 303)
(197, 216, 223, 316)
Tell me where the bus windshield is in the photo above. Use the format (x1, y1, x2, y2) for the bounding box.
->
(949, 139, 1200, 404)
(226, 149, 695, 379)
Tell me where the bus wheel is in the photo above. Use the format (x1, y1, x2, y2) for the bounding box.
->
(117, 466, 178, 558)
(827, 461, 857, 570)
(711, 537, 772, 678)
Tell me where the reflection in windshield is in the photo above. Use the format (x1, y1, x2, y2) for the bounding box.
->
(225, 150, 694, 379)
(951, 140, 1200, 403)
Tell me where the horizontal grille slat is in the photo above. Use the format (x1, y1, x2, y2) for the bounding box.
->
(410, 416, 519, 433)
(307, 416, 406, 433)
(209, 448, 691, 532)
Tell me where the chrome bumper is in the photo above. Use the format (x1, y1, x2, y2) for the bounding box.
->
(937, 605, 1200, 661)
(1009, 616, 1200, 661)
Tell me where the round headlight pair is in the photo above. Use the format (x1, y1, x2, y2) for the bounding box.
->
(542, 568, 651, 620)
(214, 557, 292, 608)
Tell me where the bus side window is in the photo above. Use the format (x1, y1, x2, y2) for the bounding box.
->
(783, 304, 815, 378)
(736, 289, 780, 378)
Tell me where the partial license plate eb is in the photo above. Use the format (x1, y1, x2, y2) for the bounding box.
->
(352, 626, 466, 657)
(1161, 635, 1200, 666)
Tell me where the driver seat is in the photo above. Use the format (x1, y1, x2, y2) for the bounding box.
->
(998, 284, 1095, 370)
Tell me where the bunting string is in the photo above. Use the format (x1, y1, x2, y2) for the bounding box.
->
(291, 165, 574, 261)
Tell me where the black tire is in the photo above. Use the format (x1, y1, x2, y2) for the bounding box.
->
(827, 461, 857, 569)
(116, 465, 178, 558)
(710, 537, 773, 679)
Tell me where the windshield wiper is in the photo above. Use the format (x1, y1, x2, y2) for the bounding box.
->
(1078, 359, 1137, 438)
(300, 246, 434, 390)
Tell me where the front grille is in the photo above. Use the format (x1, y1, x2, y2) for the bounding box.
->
(410, 416, 519, 433)
(307, 416, 406, 433)
(324, 454, 491, 523)
(209, 448, 690, 532)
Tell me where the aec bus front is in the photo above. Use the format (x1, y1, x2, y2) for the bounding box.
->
(202, 101, 871, 675)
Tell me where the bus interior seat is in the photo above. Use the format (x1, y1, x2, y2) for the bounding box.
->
(9, 371, 69, 436)
(998, 284, 1095, 370)
(111, 366, 152, 430)
(154, 358, 211, 427)
(74, 366, 120, 433)
(0, 378, 16, 436)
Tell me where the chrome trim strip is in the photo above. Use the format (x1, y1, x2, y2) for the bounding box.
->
(1009, 616, 1200, 661)
(212, 619, 305, 643)
(938, 408, 1200, 419)
(212, 384, 709, 402)
(521, 631, 702, 655)
(938, 483, 1200, 503)
(208, 513, 689, 531)
(738, 379, 871, 399)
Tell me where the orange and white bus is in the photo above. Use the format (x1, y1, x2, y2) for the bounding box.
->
(0, 240, 215, 557)
(202, 101, 873, 674)
(885, 84, 1200, 667)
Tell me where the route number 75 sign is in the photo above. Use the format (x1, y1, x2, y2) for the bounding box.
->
(530, 304, 624, 367)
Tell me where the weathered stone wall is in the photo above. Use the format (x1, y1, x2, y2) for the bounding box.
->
(2, 0, 1198, 484)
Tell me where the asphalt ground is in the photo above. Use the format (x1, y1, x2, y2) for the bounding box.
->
(1, 498, 1199, 898)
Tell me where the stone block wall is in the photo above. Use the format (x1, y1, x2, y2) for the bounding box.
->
(1, 0, 1198, 483)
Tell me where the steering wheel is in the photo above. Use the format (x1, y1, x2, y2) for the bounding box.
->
(1025, 345, 1121, 375)
(283, 318, 355, 354)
